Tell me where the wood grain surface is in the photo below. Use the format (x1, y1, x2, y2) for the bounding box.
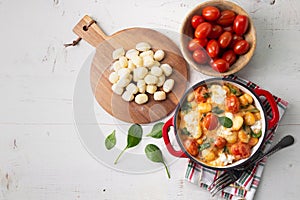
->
(74, 16, 189, 124)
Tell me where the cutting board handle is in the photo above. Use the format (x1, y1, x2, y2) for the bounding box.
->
(72, 15, 108, 47)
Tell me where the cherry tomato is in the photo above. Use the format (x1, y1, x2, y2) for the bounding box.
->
(193, 49, 208, 64)
(206, 39, 220, 58)
(214, 137, 227, 149)
(203, 113, 219, 130)
(218, 31, 233, 49)
(191, 15, 205, 29)
(184, 139, 199, 156)
(225, 95, 240, 113)
(211, 58, 229, 73)
(222, 50, 237, 66)
(194, 86, 209, 103)
(233, 15, 249, 35)
(188, 38, 208, 51)
(208, 24, 223, 39)
(202, 6, 221, 21)
(233, 40, 250, 55)
(230, 142, 251, 159)
(230, 34, 244, 48)
(195, 22, 212, 39)
(217, 10, 236, 26)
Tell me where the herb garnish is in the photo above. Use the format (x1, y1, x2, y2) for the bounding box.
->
(147, 122, 164, 139)
(218, 116, 233, 128)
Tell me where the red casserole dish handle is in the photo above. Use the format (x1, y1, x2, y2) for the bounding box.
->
(254, 89, 279, 129)
(162, 117, 187, 158)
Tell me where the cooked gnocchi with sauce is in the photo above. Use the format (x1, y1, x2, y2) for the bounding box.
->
(178, 82, 263, 167)
(108, 42, 174, 104)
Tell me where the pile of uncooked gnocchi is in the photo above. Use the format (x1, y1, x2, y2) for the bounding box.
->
(108, 42, 175, 104)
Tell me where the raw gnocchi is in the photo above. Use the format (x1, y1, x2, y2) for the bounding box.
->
(109, 42, 174, 103)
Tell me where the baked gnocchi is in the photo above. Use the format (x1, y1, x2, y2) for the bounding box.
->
(178, 82, 263, 167)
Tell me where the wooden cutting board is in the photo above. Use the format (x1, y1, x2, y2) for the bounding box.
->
(73, 15, 189, 124)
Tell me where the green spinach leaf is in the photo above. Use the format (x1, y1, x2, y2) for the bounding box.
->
(114, 124, 143, 164)
(218, 116, 233, 128)
(147, 122, 164, 139)
(105, 130, 116, 150)
(181, 102, 192, 113)
(199, 143, 210, 151)
(145, 144, 170, 179)
(181, 127, 191, 136)
(251, 130, 262, 138)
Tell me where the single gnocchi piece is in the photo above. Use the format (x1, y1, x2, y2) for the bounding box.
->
(122, 91, 134, 102)
(117, 68, 131, 78)
(136, 42, 151, 52)
(198, 102, 212, 113)
(154, 91, 166, 101)
(238, 130, 250, 143)
(156, 75, 165, 87)
(116, 77, 130, 88)
(126, 83, 138, 95)
(160, 63, 173, 77)
(146, 85, 157, 94)
(133, 67, 148, 81)
(151, 66, 163, 77)
(231, 116, 244, 131)
(135, 94, 149, 104)
(239, 93, 253, 106)
(125, 49, 139, 60)
(163, 79, 174, 93)
(112, 47, 125, 60)
(143, 55, 155, 68)
(154, 49, 165, 61)
(131, 55, 143, 67)
(108, 72, 119, 84)
(139, 50, 154, 57)
(111, 84, 124, 95)
(118, 56, 128, 68)
(144, 74, 158, 85)
(137, 80, 146, 93)
(244, 112, 256, 126)
(127, 60, 136, 72)
(112, 61, 122, 72)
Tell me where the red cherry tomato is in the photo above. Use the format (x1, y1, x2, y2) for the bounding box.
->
(233, 40, 250, 55)
(225, 95, 240, 113)
(214, 137, 227, 149)
(184, 139, 199, 156)
(211, 58, 230, 73)
(222, 50, 237, 66)
(203, 113, 219, 130)
(193, 49, 208, 64)
(233, 15, 249, 35)
(217, 10, 236, 26)
(206, 39, 220, 58)
(194, 86, 209, 103)
(208, 24, 223, 39)
(202, 6, 221, 21)
(230, 34, 244, 48)
(188, 38, 208, 51)
(218, 31, 233, 48)
(191, 15, 205, 29)
(230, 142, 251, 159)
(195, 22, 212, 39)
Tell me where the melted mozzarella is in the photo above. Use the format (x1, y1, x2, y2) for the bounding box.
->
(210, 85, 226, 104)
(251, 120, 262, 133)
(183, 110, 199, 138)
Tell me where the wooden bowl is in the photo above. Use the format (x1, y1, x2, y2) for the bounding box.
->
(180, 0, 256, 77)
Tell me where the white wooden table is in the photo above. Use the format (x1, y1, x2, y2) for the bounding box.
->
(0, 0, 299, 199)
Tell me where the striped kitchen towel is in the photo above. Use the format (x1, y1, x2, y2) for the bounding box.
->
(185, 75, 289, 200)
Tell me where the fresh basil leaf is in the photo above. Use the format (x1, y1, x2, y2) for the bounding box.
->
(114, 124, 143, 164)
(223, 145, 229, 154)
(105, 130, 116, 150)
(218, 116, 233, 128)
(199, 143, 210, 151)
(227, 84, 242, 96)
(181, 127, 191, 136)
(181, 102, 192, 113)
(212, 106, 224, 114)
(251, 130, 262, 138)
(145, 144, 170, 179)
(147, 122, 164, 139)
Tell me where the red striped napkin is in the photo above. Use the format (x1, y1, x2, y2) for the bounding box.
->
(185, 75, 288, 200)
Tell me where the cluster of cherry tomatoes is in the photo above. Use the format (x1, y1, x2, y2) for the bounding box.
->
(188, 6, 250, 73)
